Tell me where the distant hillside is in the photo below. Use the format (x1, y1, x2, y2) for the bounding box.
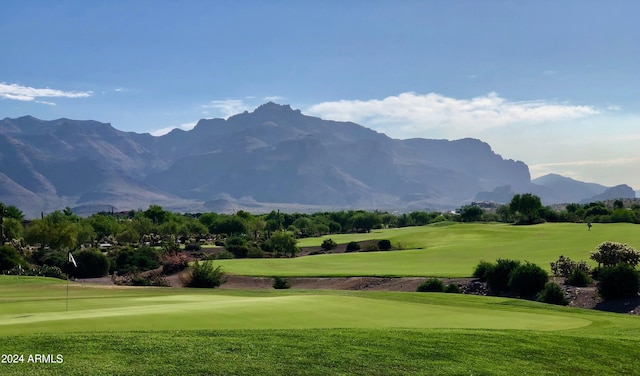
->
(0, 103, 633, 217)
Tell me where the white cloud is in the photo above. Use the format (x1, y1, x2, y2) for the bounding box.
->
(0, 82, 92, 102)
(35, 100, 56, 106)
(201, 99, 251, 119)
(150, 121, 198, 137)
(264, 95, 284, 102)
(306, 92, 600, 139)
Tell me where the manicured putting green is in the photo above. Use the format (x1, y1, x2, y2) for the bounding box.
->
(218, 222, 640, 277)
(0, 277, 590, 335)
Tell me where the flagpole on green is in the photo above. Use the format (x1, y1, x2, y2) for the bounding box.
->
(67, 251, 77, 311)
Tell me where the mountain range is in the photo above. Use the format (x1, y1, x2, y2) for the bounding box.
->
(0, 102, 635, 218)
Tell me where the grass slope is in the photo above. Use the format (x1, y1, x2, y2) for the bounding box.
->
(219, 222, 640, 277)
(2, 277, 640, 375)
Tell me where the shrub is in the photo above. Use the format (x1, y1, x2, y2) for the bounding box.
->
(566, 268, 592, 287)
(113, 246, 161, 274)
(184, 242, 201, 252)
(486, 259, 520, 294)
(472, 260, 494, 282)
(272, 276, 291, 289)
(321, 238, 338, 251)
(444, 283, 461, 293)
(72, 250, 110, 278)
(377, 239, 392, 251)
(0, 245, 26, 272)
(590, 241, 640, 268)
(345, 241, 360, 252)
(417, 278, 445, 292)
(363, 244, 379, 252)
(597, 264, 640, 300)
(247, 247, 265, 258)
(550, 255, 591, 277)
(161, 252, 191, 275)
(215, 250, 234, 260)
(508, 262, 549, 296)
(537, 282, 568, 305)
(183, 260, 226, 288)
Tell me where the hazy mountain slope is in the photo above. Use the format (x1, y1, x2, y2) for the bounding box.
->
(2, 103, 631, 217)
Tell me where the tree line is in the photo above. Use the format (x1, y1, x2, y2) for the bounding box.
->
(0, 194, 638, 281)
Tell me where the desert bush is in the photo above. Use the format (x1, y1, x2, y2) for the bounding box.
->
(486, 259, 520, 294)
(416, 278, 445, 292)
(247, 247, 265, 258)
(215, 250, 234, 260)
(377, 239, 392, 251)
(183, 260, 226, 288)
(72, 250, 110, 278)
(321, 238, 338, 251)
(161, 252, 191, 275)
(272, 276, 291, 289)
(550, 255, 591, 277)
(590, 241, 640, 268)
(472, 260, 494, 282)
(508, 262, 549, 296)
(184, 242, 201, 252)
(113, 246, 161, 274)
(444, 283, 461, 293)
(0, 245, 27, 272)
(566, 268, 592, 287)
(597, 264, 640, 300)
(537, 282, 568, 305)
(345, 241, 361, 252)
(224, 236, 249, 258)
(4, 264, 65, 279)
(363, 244, 379, 252)
(112, 270, 169, 287)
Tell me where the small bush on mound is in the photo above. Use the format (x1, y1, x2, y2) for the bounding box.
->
(550, 255, 591, 278)
(472, 260, 494, 282)
(215, 250, 234, 260)
(377, 239, 392, 251)
(417, 278, 445, 292)
(321, 238, 338, 251)
(566, 268, 592, 287)
(345, 241, 360, 253)
(183, 261, 226, 288)
(363, 244, 379, 252)
(162, 252, 191, 275)
(444, 283, 461, 294)
(537, 282, 568, 305)
(508, 262, 549, 296)
(272, 276, 291, 289)
(486, 259, 521, 294)
(597, 264, 640, 300)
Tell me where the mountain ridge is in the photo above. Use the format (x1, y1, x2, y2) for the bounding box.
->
(0, 103, 634, 217)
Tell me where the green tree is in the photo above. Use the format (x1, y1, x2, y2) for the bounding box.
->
(144, 205, 169, 225)
(351, 212, 382, 233)
(266, 231, 299, 257)
(460, 206, 483, 222)
(3, 218, 23, 241)
(509, 193, 543, 224)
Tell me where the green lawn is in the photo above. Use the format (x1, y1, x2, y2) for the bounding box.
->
(2, 277, 640, 375)
(217, 222, 640, 277)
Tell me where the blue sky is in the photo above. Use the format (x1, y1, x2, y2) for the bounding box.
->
(2, 1, 639, 190)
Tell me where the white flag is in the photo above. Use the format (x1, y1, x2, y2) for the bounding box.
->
(68, 252, 77, 267)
